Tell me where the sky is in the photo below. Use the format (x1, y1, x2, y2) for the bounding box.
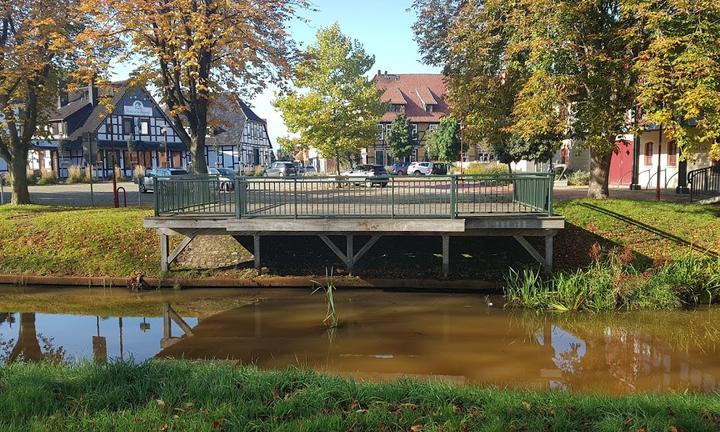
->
(113, 0, 440, 147)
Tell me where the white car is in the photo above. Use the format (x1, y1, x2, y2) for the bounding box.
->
(407, 162, 433, 176)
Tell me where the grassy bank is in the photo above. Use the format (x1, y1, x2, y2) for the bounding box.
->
(0, 199, 717, 283)
(1, 362, 719, 431)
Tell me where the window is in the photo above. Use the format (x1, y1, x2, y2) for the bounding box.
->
(139, 119, 150, 135)
(375, 149, 385, 166)
(667, 141, 677, 166)
(644, 142, 654, 165)
(425, 104, 434, 113)
(123, 117, 135, 136)
(411, 124, 418, 140)
(376, 124, 384, 140)
(428, 124, 438, 133)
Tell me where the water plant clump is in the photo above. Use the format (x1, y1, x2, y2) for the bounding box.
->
(505, 246, 720, 312)
(312, 269, 338, 328)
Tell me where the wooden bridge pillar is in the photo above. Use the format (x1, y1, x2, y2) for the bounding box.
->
(442, 235, 450, 277)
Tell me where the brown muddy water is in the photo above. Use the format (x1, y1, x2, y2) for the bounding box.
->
(2, 287, 720, 395)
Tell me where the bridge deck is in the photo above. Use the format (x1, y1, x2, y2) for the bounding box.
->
(145, 174, 564, 277)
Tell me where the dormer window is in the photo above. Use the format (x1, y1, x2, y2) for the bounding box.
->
(425, 104, 435, 113)
(389, 104, 405, 113)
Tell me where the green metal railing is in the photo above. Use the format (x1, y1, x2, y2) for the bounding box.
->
(154, 173, 554, 218)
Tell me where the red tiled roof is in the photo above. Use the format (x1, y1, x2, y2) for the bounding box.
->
(374, 73, 448, 123)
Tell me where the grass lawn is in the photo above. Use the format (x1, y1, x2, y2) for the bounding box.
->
(554, 199, 720, 270)
(1, 361, 719, 432)
(0, 200, 717, 280)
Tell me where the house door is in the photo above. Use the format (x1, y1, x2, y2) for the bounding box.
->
(609, 140, 634, 186)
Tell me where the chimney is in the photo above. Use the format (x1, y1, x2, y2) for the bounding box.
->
(384, 70, 388, 75)
(88, 77, 98, 106)
(377, 69, 382, 76)
(57, 83, 68, 108)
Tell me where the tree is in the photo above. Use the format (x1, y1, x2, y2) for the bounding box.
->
(631, 0, 720, 162)
(386, 113, 413, 161)
(93, 0, 307, 174)
(413, 0, 637, 198)
(274, 24, 386, 175)
(0, 0, 93, 204)
(426, 116, 461, 162)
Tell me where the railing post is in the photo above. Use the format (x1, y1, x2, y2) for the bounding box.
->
(293, 178, 298, 219)
(154, 179, 160, 216)
(235, 177, 241, 219)
(390, 176, 395, 218)
(547, 173, 554, 216)
(450, 175, 457, 219)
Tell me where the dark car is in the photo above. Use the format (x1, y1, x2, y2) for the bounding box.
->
(140, 168, 189, 193)
(391, 161, 410, 175)
(264, 162, 298, 177)
(208, 167, 237, 191)
(431, 163, 449, 175)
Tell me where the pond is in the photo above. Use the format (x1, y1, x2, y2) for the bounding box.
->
(1, 287, 720, 395)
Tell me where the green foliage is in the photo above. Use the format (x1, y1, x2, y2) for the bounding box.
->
(274, 144, 294, 162)
(3, 361, 720, 431)
(633, 0, 720, 159)
(274, 23, 386, 174)
(505, 252, 720, 312)
(425, 116, 460, 162)
(386, 113, 414, 161)
(412, 0, 638, 197)
(566, 170, 590, 186)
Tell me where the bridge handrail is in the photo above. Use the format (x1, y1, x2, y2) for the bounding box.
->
(154, 172, 555, 218)
(688, 165, 720, 201)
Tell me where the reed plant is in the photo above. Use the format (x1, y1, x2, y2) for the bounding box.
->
(312, 269, 338, 328)
(505, 247, 720, 312)
(36, 170, 58, 185)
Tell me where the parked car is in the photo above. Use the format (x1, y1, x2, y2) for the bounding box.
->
(341, 164, 389, 187)
(264, 161, 297, 177)
(407, 162, 448, 176)
(140, 168, 189, 193)
(391, 161, 410, 175)
(208, 167, 236, 191)
(407, 162, 432, 176)
(304, 165, 317, 175)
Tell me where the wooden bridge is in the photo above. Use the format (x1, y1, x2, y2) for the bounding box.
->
(144, 173, 564, 276)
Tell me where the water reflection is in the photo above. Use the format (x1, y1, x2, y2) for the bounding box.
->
(2, 290, 720, 394)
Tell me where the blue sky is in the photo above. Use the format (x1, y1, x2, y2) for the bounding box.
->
(114, 0, 439, 145)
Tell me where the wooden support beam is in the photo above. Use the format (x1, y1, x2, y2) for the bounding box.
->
(513, 235, 549, 271)
(319, 235, 349, 266)
(346, 235, 354, 273)
(160, 232, 169, 272)
(544, 234, 554, 274)
(168, 235, 194, 265)
(353, 235, 381, 264)
(442, 235, 450, 277)
(253, 234, 261, 270)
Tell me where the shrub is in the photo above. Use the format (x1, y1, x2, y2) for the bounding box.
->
(66, 165, 85, 184)
(567, 170, 590, 186)
(463, 162, 509, 175)
(36, 170, 58, 185)
(113, 166, 129, 182)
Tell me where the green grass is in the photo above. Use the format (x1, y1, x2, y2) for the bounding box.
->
(1, 361, 719, 431)
(555, 199, 720, 269)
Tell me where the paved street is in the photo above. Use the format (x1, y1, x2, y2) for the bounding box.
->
(0, 181, 154, 208)
(0, 182, 694, 208)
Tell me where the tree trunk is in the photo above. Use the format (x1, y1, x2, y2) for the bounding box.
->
(588, 148, 612, 199)
(190, 134, 208, 175)
(10, 152, 31, 205)
(335, 151, 341, 176)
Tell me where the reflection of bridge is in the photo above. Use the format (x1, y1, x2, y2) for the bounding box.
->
(145, 174, 564, 276)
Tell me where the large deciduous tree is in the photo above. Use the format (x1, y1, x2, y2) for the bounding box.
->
(413, 0, 637, 198)
(386, 113, 413, 162)
(631, 0, 720, 162)
(0, 0, 90, 204)
(93, 0, 307, 174)
(274, 24, 386, 175)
